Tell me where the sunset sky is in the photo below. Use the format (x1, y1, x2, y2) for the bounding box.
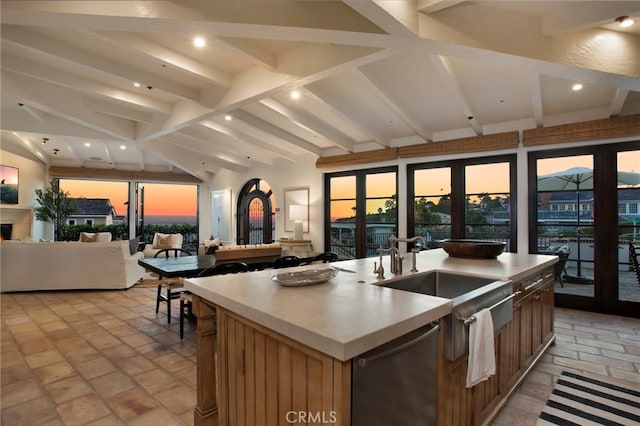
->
(60, 180, 197, 217)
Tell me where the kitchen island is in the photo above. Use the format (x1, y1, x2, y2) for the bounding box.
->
(184, 249, 557, 426)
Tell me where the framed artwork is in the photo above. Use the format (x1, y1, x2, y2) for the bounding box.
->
(284, 187, 309, 233)
(0, 165, 19, 205)
(211, 189, 232, 243)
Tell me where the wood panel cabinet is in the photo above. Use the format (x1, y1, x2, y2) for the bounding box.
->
(438, 266, 555, 426)
(194, 300, 351, 426)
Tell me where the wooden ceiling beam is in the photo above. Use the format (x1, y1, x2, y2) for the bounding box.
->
(48, 166, 203, 183)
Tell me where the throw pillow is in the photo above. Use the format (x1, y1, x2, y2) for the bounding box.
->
(80, 233, 98, 243)
(128, 236, 141, 255)
(156, 235, 171, 249)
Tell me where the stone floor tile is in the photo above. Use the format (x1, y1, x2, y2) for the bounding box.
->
(1, 377, 44, 408)
(33, 360, 76, 385)
(25, 349, 66, 369)
(101, 344, 139, 360)
(128, 407, 184, 426)
(85, 414, 126, 426)
(90, 371, 137, 399)
(154, 383, 197, 415)
(75, 357, 117, 380)
(46, 375, 94, 404)
(1, 362, 32, 386)
(152, 352, 193, 373)
(120, 333, 155, 347)
(65, 345, 102, 365)
(1, 396, 59, 426)
(107, 387, 159, 421)
(117, 354, 156, 376)
(133, 368, 179, 395)
(56, 393, 112, 426)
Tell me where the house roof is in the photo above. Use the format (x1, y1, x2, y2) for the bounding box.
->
(1, 1, 639, 180)
(70, 198, 116, 217)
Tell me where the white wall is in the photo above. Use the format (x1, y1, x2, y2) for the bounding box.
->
(202, 153, 325, 250)
(0, 145, 50, 240)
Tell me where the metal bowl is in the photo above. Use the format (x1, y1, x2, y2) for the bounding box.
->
(441, 239, 506, 259)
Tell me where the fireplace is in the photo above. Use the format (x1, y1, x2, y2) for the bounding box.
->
(1, 224, 12, 241)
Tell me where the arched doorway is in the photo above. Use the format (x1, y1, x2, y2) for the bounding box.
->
(236, 178, 274, 244)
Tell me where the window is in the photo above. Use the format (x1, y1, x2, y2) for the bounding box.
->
(619, 203, 626, 213)
(325, 167, 397, 259)
(408, 155, 516, 251)
(85, 219, 93, 226)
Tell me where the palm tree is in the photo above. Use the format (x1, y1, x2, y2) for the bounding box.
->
(34, 179, 79, 241)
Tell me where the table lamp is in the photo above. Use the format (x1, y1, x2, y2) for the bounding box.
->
(289, 205, 306, 241)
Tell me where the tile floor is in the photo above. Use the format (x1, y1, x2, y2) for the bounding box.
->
(1, 287, 639, 425)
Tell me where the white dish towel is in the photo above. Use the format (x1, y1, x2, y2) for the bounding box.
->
(466, 308, 496, 388)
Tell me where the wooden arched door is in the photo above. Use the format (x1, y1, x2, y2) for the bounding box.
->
(236, 178, 274, 245)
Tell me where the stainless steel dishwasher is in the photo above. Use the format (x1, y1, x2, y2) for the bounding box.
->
(351, 322, 439, 426)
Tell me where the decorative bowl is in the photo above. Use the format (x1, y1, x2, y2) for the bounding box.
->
(272, 268, 338, 287)
(441, 239, 506, 259)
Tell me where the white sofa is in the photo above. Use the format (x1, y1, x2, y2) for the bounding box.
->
(0, 240, 145, 292)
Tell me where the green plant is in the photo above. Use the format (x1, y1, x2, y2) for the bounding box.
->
(34, 179, 80, 241)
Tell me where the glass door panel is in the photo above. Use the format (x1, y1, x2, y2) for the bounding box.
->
(365, 172, 397, 256)
(328, 176, 357, 259)
(536, 155, 594, 297)
(413, 167, 451, 247)
(617, 149, 640, 304)
(464, 163, 511, 249)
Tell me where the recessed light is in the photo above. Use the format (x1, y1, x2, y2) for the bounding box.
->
(615, 16, 635, 28)
(120, 145, 126, 150)
(84, 142, 91, 147)
(572, 83, 583, 91)
(133, 82, 141, 87)
(290, 90, 301, 100)
(224, 114, 232, 121)
(193, 37, 206, 48)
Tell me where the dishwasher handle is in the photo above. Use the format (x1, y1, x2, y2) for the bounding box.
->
(356, 323, 439, 368)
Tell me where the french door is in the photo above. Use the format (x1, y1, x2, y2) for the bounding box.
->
(324, 167, 398, 259)
(529, 141, 640, 317)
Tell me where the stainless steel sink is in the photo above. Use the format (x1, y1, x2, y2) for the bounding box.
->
(378, 271, 513, 360)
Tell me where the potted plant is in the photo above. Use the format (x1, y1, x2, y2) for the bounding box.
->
(34, 179, 79, 241)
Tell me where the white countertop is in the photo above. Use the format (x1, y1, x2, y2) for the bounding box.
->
(185, 249, 556, 361)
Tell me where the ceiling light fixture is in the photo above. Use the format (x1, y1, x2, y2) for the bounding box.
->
(42, 137, 49, 144)
(572, 83, 583, 91)
(84, 142, 91, 147)
(290, 90, 301, 100)
(193, 37, 206, 48)
(120, 145, 126, 150)
(224, 114, 232, 121)
(133, 82, 141, 87)
(615, 16, 635, 28)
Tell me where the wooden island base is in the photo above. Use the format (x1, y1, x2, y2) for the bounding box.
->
(187, 253, 556, 426)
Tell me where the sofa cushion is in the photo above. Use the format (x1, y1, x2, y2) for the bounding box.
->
(79, 232, 112, 243)
(151, 233, 182, 249)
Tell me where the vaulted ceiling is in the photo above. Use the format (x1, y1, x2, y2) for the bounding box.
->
(2, 1, 639, 181)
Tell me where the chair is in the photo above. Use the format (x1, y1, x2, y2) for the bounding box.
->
(630, 242, 640, 287)
(154, 248, 192, 323)
(180, 261, 249, 339)
(196, 261, 249, 277)
(300, 252, 338, 265)
(271, 255, 302, 269)
(554, 245, 570, 288)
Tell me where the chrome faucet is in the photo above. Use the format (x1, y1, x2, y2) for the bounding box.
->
(389, 235, 427, 273)
(374, 246, 389, 279)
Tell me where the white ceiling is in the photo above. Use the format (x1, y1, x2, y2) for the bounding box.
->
(1, 1, 639, 181)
